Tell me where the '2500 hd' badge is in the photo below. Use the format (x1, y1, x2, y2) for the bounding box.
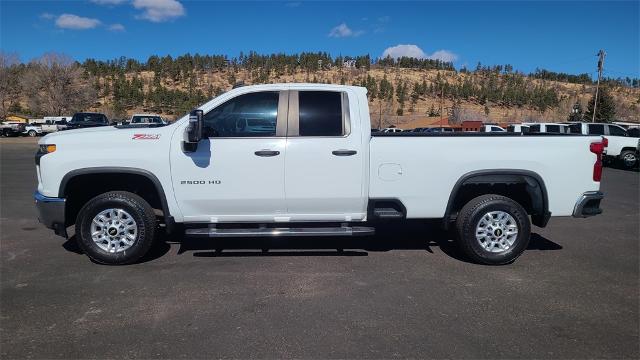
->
(132, 134, 161, 140)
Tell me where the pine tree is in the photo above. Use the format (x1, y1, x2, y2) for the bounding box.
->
(584, 87, 616, 122)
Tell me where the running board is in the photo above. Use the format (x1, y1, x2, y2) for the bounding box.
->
(185, 226, 375, 238)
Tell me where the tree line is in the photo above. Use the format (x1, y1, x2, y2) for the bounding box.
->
(1, 51, 636, 122)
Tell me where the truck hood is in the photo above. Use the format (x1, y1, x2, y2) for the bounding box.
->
(39, 122, 181, 147)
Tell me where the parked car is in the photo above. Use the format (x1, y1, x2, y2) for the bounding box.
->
(35, 84, 605, 266)
(425, 127, 454, 133)
(23, 124, 43, 137)
(479, 124, 506, 132)
(507, 124, 531, 133)
(1, 122, 26, 137)
(126, 114, 168, 126)
(568, 122, 639, 169)
(40, 119, 69, 133)
(524, 123, 569, 134)
(65, 112, 109, 130)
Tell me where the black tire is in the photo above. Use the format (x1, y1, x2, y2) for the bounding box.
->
(455, 194, 531, 265)
(27, 130, 37, 137)
(618, 150, 638, 170)
(75, 191, 156, 265)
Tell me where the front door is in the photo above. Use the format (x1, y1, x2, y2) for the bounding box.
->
(170, 90, 289, 222)
(284, 90, 366, 221)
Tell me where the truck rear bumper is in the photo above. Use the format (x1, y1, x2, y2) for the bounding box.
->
(34, 191, 67, 238)
(572, 191, 604, 218)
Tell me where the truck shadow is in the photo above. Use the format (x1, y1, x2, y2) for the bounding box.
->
(61, 221, 562, 264)
(173, 221, 563, 263)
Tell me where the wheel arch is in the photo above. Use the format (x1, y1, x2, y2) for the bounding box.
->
(443, 169, 550, 229)
(59, 167, 174, 232)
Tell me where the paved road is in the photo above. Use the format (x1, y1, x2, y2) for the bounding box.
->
(1, 138, 638, 359)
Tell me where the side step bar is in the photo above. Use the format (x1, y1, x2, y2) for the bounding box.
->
(185, 226, 375, 238)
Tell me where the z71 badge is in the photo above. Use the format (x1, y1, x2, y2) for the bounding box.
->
(132, 134, 161, 140)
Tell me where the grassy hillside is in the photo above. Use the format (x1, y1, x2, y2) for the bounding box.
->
(93, 67, 640, 128)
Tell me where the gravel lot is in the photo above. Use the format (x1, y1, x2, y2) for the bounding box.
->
(1, 137, 638, 359)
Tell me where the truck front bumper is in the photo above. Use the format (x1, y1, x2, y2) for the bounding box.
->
(572, 191, 604, 218)
(34, 191, 67, 238)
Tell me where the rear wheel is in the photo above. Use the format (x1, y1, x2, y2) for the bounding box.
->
(75, 191, 156, 265)
(455, 194, 531, 265)
(619, 150, 638, 169)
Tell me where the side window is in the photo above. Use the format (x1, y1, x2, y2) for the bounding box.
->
(546, 125, 560, 133)
(530, 125, 541, 133)
(588, 124, 605, 135)
(607, 125, 627, 137)
(298, 91, 344, 136)
(203, 92, 279, 137)
(569, 124, 582, 134)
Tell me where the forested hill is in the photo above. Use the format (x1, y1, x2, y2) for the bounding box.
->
(2, 52, 639, 126)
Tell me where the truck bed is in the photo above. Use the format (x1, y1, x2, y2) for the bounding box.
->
(369, 133, 601, 219)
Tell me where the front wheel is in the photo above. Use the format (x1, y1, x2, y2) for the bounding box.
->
(27, 130, 37, 137)
(75, 191, 156, 265)
(455, 194, 531, 265)
(619, 150, 638, 170)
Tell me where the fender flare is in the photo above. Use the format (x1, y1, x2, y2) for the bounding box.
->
(443, 169, 550, 228)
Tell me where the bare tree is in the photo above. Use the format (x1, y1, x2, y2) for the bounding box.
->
(22, 53, 96, 116)
(0, 52, 22, 119)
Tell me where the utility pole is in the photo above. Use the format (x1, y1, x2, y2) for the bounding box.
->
(439, 85, 444, 129)
(592, 49, 606, 122)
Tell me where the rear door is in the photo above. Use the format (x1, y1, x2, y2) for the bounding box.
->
(284, 90, 366, 221)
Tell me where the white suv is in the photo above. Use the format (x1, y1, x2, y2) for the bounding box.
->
(568, 122, 639, 169)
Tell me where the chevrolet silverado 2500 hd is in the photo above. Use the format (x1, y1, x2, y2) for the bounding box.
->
(34, 84, 606, 265)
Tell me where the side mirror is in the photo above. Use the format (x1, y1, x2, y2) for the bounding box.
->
(183, 109, 203, 152)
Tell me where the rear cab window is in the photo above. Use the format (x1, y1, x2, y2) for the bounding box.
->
(296, 91, 347, 137)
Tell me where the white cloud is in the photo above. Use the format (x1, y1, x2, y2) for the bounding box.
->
(90, 0, 127, 4)
(40, 12, 55, 20)
(328, 23, 364, 38)
(381, 44, 458, 62)
(428, 49, 458, 62)
(133, 0, 185, 22)
(55, 14, 101, 30)
(108, 23, 126, 31)
(382, 44, 426, 59)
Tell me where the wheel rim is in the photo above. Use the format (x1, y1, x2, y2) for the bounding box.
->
(90, 208, 138, 253)
(475, 211, 519, 253)
(623, 153, 637, 167)
(29, 131, 36, 137)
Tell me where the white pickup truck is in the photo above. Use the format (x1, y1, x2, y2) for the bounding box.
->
(35, 84, 606, 265)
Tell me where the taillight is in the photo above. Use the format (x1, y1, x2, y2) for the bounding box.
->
(590, 139, 606, 182)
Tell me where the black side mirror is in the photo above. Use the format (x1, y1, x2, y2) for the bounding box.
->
(183, 109, 203, 152)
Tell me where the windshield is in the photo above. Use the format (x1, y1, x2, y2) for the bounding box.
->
(71, 113, 108, 124)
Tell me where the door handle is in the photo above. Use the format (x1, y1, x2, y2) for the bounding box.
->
(254, 150, 280, 157)
(332, 149, 357, 156)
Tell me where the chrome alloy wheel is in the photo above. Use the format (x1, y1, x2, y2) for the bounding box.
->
(90, 208, 138, 253)
(623, 153, 637, 168)
(475, 211, 519, 253)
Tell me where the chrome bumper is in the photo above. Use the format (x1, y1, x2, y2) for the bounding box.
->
(572, 191, 604, 218)
(34, 191, 67, 238)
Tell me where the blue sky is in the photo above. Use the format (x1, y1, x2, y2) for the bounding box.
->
(1, 1, 638, 78)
